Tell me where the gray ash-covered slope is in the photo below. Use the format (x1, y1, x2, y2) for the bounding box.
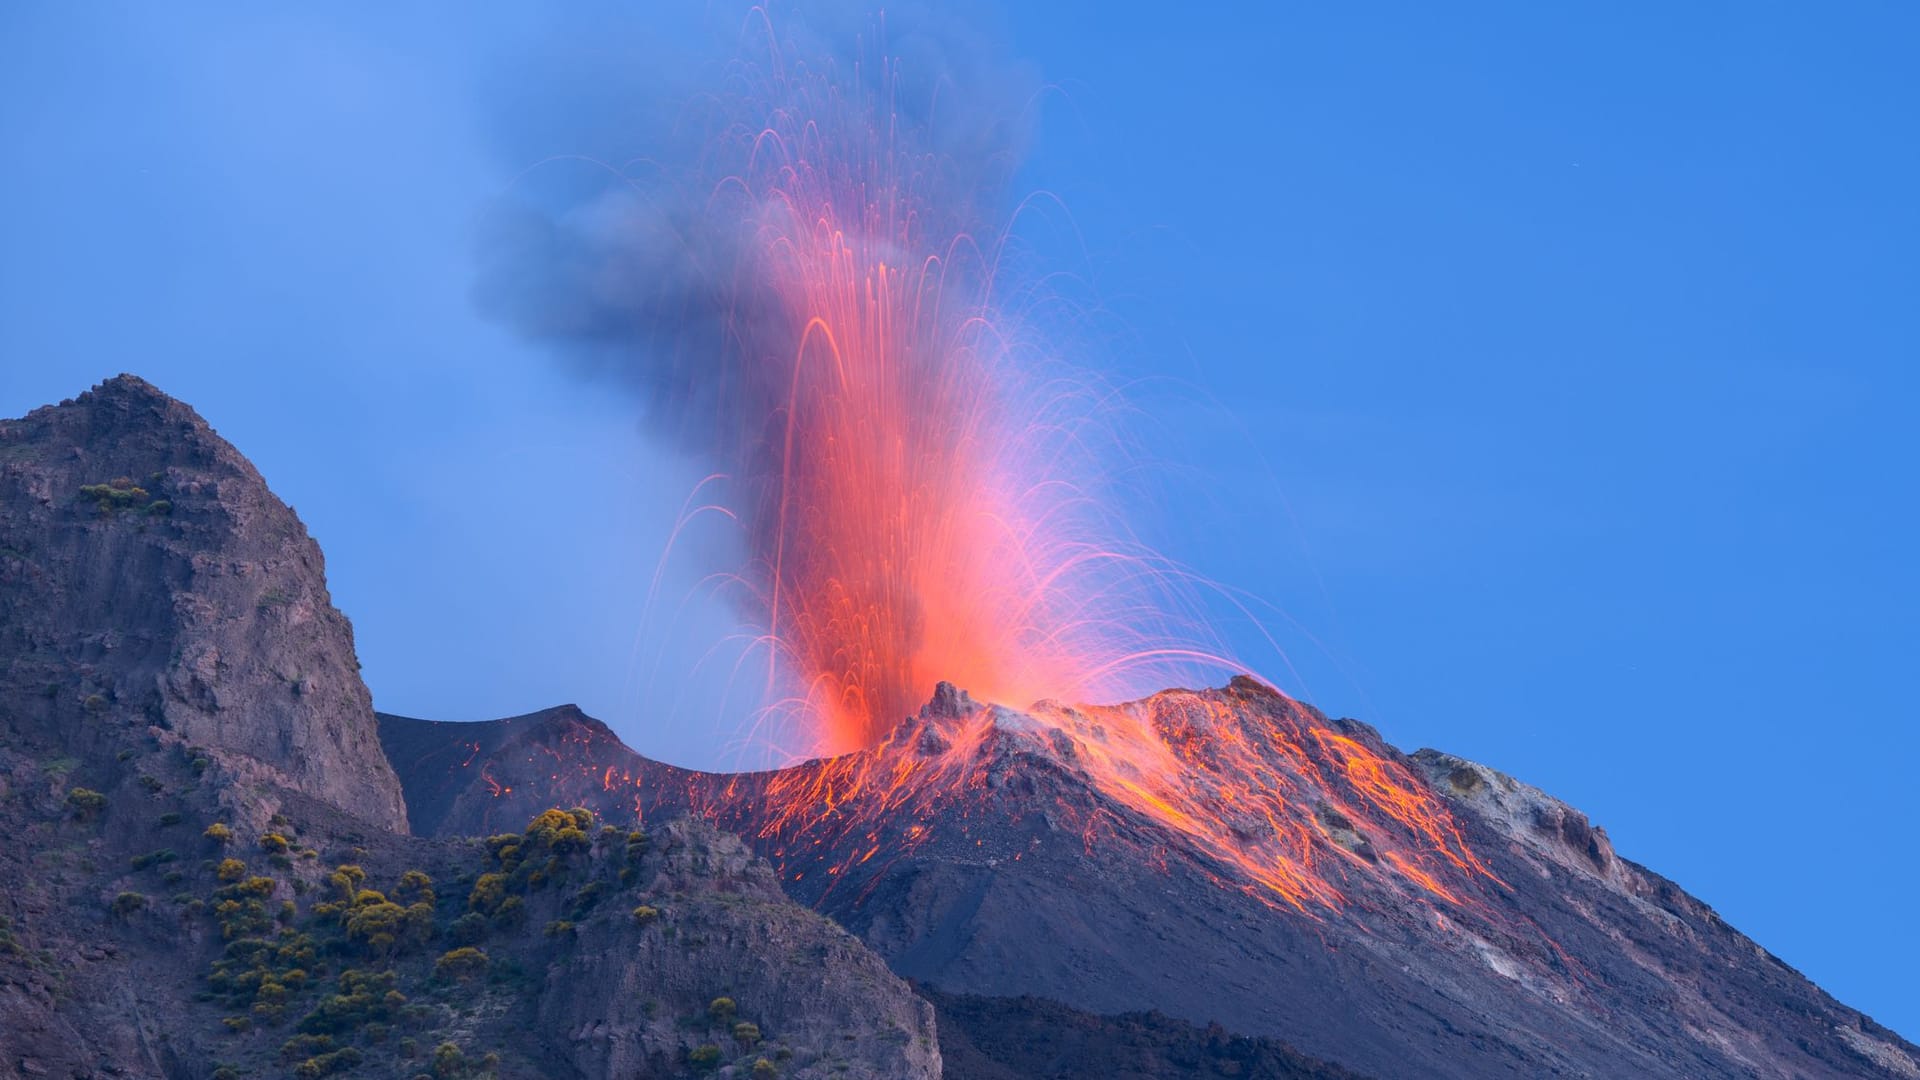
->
(0, 376, 941, 1080)
(0, 374, 406, 828)
(385, 686, 1919, 1080)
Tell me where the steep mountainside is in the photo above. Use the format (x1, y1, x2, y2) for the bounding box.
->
(384, 686, 1919, 1080)
(0, 377, 941, 1080)
(0, 375, 405, 827)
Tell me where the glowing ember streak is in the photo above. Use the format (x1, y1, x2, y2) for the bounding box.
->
(598, 13, 1501, 914)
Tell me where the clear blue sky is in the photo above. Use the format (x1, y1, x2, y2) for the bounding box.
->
(3, 3, 1914, 1038)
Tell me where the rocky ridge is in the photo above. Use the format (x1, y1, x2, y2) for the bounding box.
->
(0, 376, 940, 1080)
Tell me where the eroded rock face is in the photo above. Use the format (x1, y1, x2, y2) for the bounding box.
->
(540, 820, 942, 1080)
(0, 374, 407, 830)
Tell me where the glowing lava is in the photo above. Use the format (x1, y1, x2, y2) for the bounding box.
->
(610, 13, 1498, 914)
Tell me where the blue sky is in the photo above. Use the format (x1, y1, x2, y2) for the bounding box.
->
(3, 3, 1914, 1037)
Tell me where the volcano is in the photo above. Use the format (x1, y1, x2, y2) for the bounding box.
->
(383, 683, 1918, 1079)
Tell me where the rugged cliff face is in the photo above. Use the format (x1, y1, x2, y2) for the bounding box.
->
(0, 377, 942, 1080)
(0, 375, 406, 828)
(385, 685, 1920, 1080)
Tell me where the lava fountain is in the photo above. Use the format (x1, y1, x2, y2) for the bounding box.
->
(644, 14, 1230, 756)
(565, 11, 1498, 913)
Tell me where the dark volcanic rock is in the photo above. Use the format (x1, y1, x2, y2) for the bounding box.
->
(923, 986, 1369, 1080)
(0, 375, 406, 828)
(0, 378, 940, 1080)
(388, 690, 1920, 1080)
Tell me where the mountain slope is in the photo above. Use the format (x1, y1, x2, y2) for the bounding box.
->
(0, 377, 942, 1080)
(383, 687, 1919, 1080)
(0, 374, 406, 828)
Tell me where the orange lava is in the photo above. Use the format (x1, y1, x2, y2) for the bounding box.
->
(618, 14, 1499, 915)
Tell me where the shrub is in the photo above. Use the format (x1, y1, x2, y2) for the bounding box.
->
(145, 499, 173, 517)
(293, 1047, 363, 1079)
(543, 920, 574, 938)
(204, 823, 234, 844)
(734, 1021, 761, 1049)
(158, 811, 183, 827)
(66, 787, 107, 818)
(397, 870, 435, 906)
(296, 969, 404, 1035)
(130, 849, 178, 871)
(328, 864, 367, 902)
(433, 947, 489, 982)
(260, 833, 290, 854)
(752, 1059, 778, 1079)
(281, 1033, 336, 1063)
(432, 1041, 465, 1079)
(631, 905, 660, 927)
(216, 858, 247, 882)
(708, 997, 737, 1023)
(78, 479, 149, 511)
(446, 912, 487, 946)
(689, 1044, 722, 1073)
(221, 1016, 251, 1034)
(138, 774, 164, 793)
(110, 891, 146, 916)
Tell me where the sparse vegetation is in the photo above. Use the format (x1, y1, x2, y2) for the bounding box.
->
(130, 848, 178, 871)
(433, 947, 490, 983)
(78, 477, 152, 512)
(66, 787, 107, 818)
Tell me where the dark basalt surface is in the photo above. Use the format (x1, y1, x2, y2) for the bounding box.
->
(384, 690, 1920, 1080)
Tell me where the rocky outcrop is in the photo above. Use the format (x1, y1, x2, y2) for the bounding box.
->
(0, 376, 948, 1080)
(0, 375, 406, 829)
(538, 819, 940, 1079)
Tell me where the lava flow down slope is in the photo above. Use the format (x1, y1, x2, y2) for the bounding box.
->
(381, 680, 1919, 1080)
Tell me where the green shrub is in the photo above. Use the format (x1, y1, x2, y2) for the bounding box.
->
(78, 478, 149, 511)
(446, 912, 487, 946)
(293, 1047, 363, 1079)
(260, 832, 290, 854)
(432, 1041, 466, 1079)
(295, 969, 404, 1035)
(157, 811, 183, 827)
(66, 787, 107, 818)
(631, 905, 660, 927)
(215, 858, 246, 882)
(130, 849, 178, 871)
(734, 1021, 761, 1049)
(204, 823, 233, 844)
(543, 920, 574, 938)
(689, 1044, 722, 1073)
(110, 891, 146, 916)
(753, 1058, 778, 1079)
(708, 997, 737, 1023)
(221, 1017, 251, 1034)
(397, 870, 435, 905)
(433, 947, 489, 982)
